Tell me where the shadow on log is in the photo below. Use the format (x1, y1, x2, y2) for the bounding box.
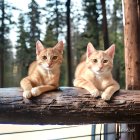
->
(0, 87, 140, 125)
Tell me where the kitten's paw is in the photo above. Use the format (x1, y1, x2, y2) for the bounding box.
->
(31, 87, 41, 97)
(90, 89, 101, 97)
(23, 90, 32, 99)
(101, 93, 111, 101)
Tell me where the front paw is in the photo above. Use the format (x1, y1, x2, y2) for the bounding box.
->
(23, 90, 32, 99)
(31, 87, 41, 97)
(90, 89, 101, 97)
(101, 93, 111, 101)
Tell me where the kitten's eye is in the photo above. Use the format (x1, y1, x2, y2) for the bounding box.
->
(42, 56, 47, 60)
(52, 56, 58, 60)
(92, 59, 97, 63)
(103, 60, 108, 63)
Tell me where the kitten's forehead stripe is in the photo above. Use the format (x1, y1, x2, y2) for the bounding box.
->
(90, 51, 111, 61)
(47, 49, 54, 56)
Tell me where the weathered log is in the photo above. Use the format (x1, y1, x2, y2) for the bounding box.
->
(0, 87, 140, 125)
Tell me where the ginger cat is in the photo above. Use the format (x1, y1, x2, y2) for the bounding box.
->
(20, 40, 64, 99)
(73, 42, 120, 101)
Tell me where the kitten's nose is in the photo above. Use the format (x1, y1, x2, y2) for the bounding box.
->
(99, 64, 103, 70)
(47, 62, 52, 68)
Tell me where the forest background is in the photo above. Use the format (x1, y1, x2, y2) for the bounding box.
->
(0, 0, 124, 88)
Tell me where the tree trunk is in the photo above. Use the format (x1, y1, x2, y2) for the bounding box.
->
(66, 0, 73, 86)
(0, 0, 5, 87)
(100, 0, 109, 49)
(55, 0, 59, 38)
(124, 0, 140, 90)
(123, 0, 140, 140)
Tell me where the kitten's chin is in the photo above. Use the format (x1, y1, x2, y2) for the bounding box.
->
(92, 69, 111, 75)
(91, 68, 106, 75)
(94, 71, 104, 75)
(43, 67, 53, 71)
(40, 63, 59, 71)
(41, 65, 53, 71)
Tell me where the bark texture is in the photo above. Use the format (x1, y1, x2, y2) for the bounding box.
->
(124, 0, 140, 90)
(0, 87, 140, 125)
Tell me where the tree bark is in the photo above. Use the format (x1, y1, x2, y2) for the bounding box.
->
(0, 87, 140, 124)
(123, 0, 140, 139)
(123, 0, 140, 90)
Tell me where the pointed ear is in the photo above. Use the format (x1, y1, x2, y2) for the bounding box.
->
(86, 42, 96, 58)
(36, 40, 45, 55)
(105, 44, 115, 59)
(53, 41, 64, 54)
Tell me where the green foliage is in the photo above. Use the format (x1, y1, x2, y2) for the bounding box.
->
(3, 40, 15, 87)
(0, 0, 16, 87)
(27, 0, 41, 62)
(107, 0, 124, 87)
(45, 0, 66, 37)
(43, 24, 58, 47)
(16, 14, 29, 80)
(82, 0, 101, 47)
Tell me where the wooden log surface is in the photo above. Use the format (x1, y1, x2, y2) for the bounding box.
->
(0, 87, 140, 125)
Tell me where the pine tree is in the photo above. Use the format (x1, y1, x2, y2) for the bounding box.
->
(82, 0, 100, 48)
(43, 24, 57, 47)
(0, 0, 14, 87)
(27, 0, 41, 63)
(4, 40, 14, 87)
(16, 14, 29, 80)
(45, 0, 66, 40)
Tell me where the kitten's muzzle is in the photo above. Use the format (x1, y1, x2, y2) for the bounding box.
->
(47, 62, 52, 67)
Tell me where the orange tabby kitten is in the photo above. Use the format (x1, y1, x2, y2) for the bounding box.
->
(20, 40, 64, 99)
(73, 42, 120, 101)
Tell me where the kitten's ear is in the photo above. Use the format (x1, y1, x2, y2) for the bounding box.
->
(36, 40, 45, 55)
(105, 44, 115, 59)
(87, 42, 96, 58)
(54, 41, 64, 54)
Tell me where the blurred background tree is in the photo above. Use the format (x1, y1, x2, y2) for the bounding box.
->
(16, 14, 29, 83)
(0, 0, 124, 87)
(27, 0, 41, 63)
(0, 0, 18, 87)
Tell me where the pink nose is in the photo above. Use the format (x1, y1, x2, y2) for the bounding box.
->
(48, 62, 52, 67)
(99, 65, 103, 70)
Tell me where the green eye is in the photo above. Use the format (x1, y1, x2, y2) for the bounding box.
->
(103, 60, 108, 63)
(52, 56, 58, 60)
(42, 56, 47, 60)
(92, 59, 97, 63)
